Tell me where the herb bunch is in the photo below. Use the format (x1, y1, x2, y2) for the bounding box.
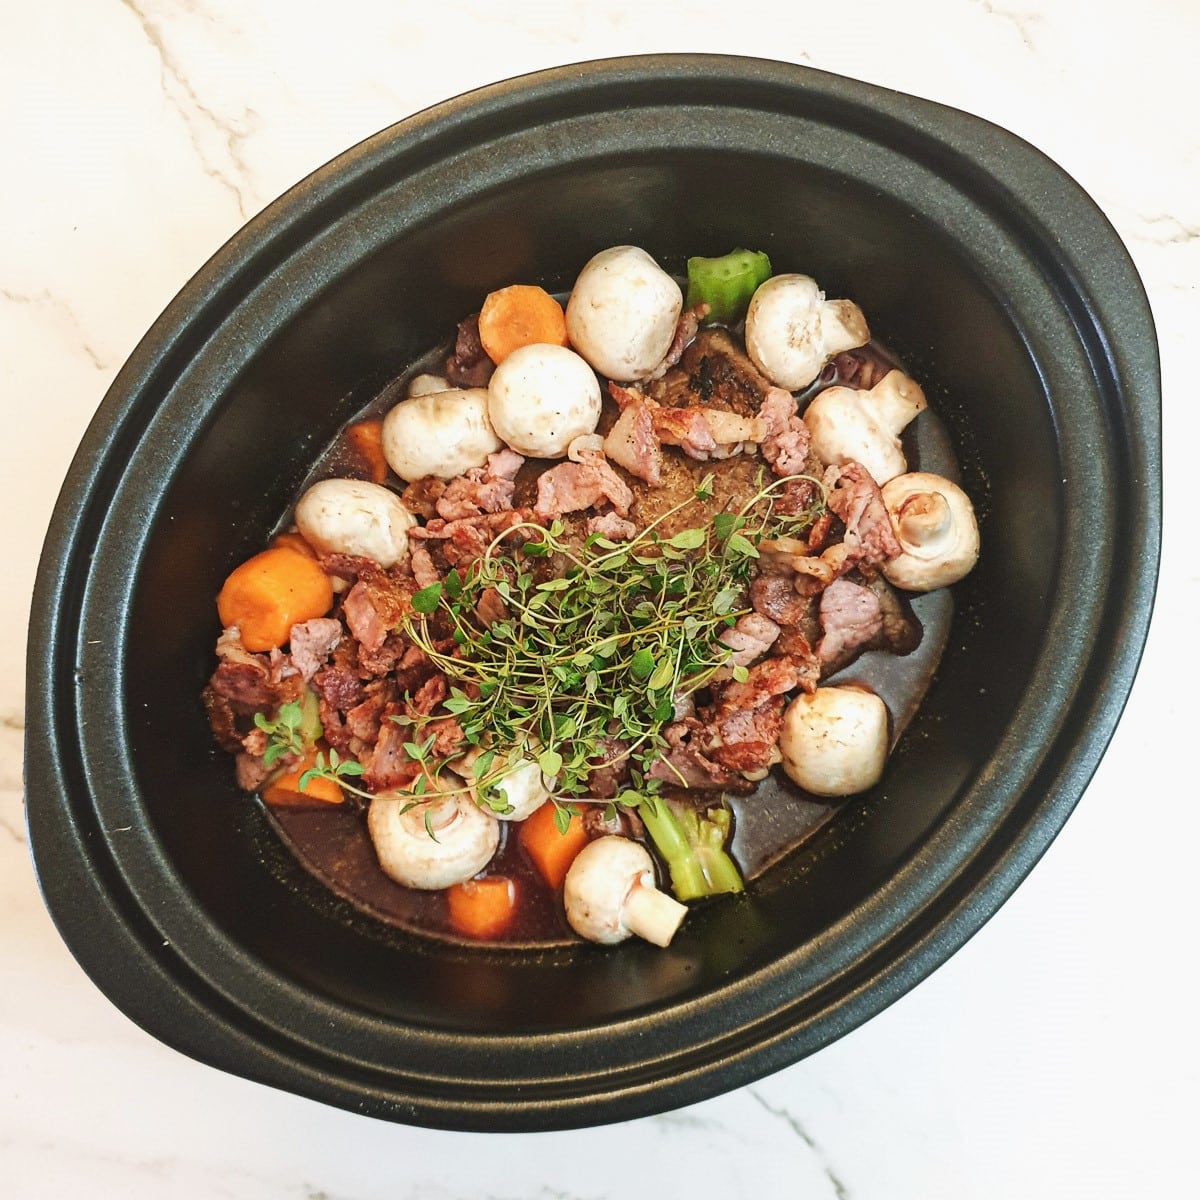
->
(397, 473, 825, 815)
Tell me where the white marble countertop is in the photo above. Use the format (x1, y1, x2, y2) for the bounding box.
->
(3, 2, 1195, 1195)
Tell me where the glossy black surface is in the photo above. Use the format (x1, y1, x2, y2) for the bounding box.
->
(26, 55, 1160, 1130)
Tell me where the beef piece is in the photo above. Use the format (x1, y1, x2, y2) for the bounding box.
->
(406, 673, 449, 716)
(401, 476, 447, 521)
(288, 617, 342, 681)
(646, 720, 751, 791)
(235, 752, 272, 791)
(602, 385, 664, 484)
(357, 630, 411, 677)
(824, 462, 903, 571)
(817, 578, 883, 669)
(831, 345, 894, 391)
(648, 743, 746, 789)
(704, 656, 802, 773)
(340, 568, 416, 653)
(772, 627, 822, 694)
(317, 552, 379, 583)
(650, 406, 719, 460)
(409, 542, 440, 588)
(582, 803, 645, 839)
(362, 715, 423, 791)
(534, 451, 633, 520)
(412, 509, 532, 568)
(817, 574, 922, 675)
(444, 314, 494, 388)
(317, 699, 352, 754)
(649, 328, 773, 415)
(586, 511, 638, 540)
(207, 658, 301, 713)
(585, 737, 631, 800)
(202, 687, 244, 753)
(345, 678, 397, 743)
(750, 573, 811, 627)
(718, 611, 781, 667)
(759, 389, 812, 478)
(435, 449, 525, 521)
(394, 643, 439, 696)
(865, 572, 922, 657)
(313, 658, 364, 710)
(342, 582, 388, 652)
(475, 586, 510, 627)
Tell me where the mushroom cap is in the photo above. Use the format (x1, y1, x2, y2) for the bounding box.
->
(779, 685, 890, 796)
(490, 756, 554, 821)
(293, 478, 416, 568)
(367, 788, 500, 890)
(381, 387, 503, 481)
(744, 274, 870, 390)
(880, 471, 980, 591)
(565, 245, 683, 381)
(563, 836, 656, 944)
(487, 343, 602, 458)
(804, 368, 927, 485)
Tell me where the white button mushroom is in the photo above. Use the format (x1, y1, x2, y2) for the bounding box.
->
(563, 836, 688, 947)
(381, 387, 503, 482)
(293, 478, 416, 567)
(367, 787, 500, 890)
(487, 343, 602, 459)
(491, 757, 554, 821)
(457, 746, 555, 822)
(804, 369, 928, 484)
(880, 472, 980, 591)
(779, 685, 890, 796)
(744, 274, 870, 390)
(565, 245, 683, 381)
(407, 372, 450, 397)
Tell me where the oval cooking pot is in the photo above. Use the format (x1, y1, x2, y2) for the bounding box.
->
(25, 55, 1161, 1131)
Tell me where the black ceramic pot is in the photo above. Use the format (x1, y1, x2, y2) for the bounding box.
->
(26, 55, 1161, 1131)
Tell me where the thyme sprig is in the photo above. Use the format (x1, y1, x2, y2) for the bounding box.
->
(396, 472, 826, 809)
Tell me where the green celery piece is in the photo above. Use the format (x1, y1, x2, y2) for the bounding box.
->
(685, 249, 772, 326)
(639, 796, 745, 902)
(298, 686, 324, 747)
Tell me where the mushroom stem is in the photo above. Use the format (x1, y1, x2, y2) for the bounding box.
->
(622, 883, 688, 947)
(896, 490, 952, 547)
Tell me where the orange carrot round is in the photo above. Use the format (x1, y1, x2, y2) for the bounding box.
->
(216, 546, 333, 652)
(270, 530, 318, 559)
(519, 802, 589, 890)
(260, 750, 344, 807)
(344, 418, 390, 485)
(477, 284, 568, 364)
(447, 876, 518, 939)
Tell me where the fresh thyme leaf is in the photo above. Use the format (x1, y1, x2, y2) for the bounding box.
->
(629, 647, 656, 679)
(726, 532, 759, 559)
(411, 582, 443, 613)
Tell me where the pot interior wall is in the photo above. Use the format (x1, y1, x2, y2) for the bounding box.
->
(123, 148, 1056, 1031)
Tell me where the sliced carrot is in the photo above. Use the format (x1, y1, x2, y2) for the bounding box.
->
(519, 802, 589, 890)
(260, 751, 344, 807)
(270, 530, 318, 559)
(477, 284, 568, 365)
(217, 546, 333, 652)
(344, 418, 389, 485)
(447, 876, 518, 939)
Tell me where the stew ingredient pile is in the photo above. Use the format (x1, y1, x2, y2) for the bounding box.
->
(203, 245, 980, 948)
